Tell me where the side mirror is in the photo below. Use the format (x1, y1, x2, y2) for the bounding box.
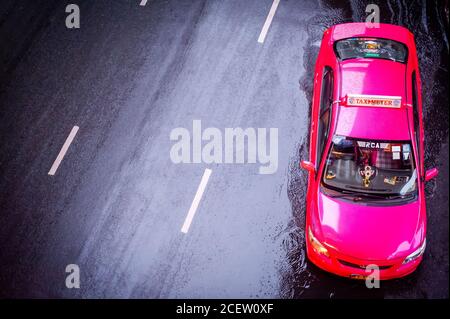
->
(424, 168, 438, 182)
(300, 160, 316, 174)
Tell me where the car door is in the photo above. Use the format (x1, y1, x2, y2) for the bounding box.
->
(411, 71, 424, 179)
(314, 66, 334, 178)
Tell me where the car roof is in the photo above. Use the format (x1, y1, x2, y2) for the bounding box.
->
(334, 103, 410, 141)
(330, 23, 412, 141)
(335, 59, 410, 141)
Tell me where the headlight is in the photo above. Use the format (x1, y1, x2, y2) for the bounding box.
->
(403, 239, 426, 264)
(308, 227, 329, 257)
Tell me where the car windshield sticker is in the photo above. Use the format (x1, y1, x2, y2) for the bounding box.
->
(346, 94, 402, 108)
(402, 144, 411, 160)
(357, 141, 389, 149)
(391, 145, 401, 160)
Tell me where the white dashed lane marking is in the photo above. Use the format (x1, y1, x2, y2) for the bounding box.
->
(48, 126, 79, 176)
(181, 168, 212, 234)
(258, 0, 281, 44)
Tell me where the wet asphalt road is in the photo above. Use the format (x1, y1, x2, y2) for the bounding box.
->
(0, 0, 448, 299)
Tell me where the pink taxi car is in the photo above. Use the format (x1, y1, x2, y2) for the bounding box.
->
(301, 23, 439, 280)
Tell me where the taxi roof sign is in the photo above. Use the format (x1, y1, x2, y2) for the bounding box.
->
(344, 94, 402, 108)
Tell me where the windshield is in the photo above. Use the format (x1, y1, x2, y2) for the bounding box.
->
(321, 136, 417, 198)
(335, 38, 407, 63)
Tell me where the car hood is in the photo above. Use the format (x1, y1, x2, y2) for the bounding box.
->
(316, 192, 424, 261)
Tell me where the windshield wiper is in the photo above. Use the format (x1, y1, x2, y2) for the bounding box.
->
(327, 190, 413, 202)
(327, 193, 364, 202)
(326, 190, 369, 202)
(384, 193, 414, 200)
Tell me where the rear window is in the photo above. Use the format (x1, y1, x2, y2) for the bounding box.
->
(335, 38, 407, 63)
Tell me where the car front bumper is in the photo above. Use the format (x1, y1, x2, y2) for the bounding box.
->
(306, 238, 423, 280)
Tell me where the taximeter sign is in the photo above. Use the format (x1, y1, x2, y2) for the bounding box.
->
(346, 94, 402, 108)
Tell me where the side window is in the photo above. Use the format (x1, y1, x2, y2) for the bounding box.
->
(316, 67, 334, 168)
(412, 71, 421, 165)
